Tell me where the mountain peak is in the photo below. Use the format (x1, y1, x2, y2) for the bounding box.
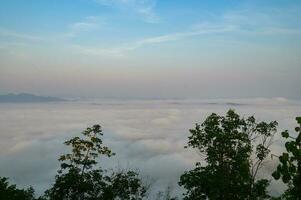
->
(0, 93, 66, 103)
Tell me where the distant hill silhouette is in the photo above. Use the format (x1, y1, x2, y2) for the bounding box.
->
(0, 93, 66, 103)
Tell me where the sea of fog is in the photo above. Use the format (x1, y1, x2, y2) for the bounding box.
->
(0, 98, 301, 198)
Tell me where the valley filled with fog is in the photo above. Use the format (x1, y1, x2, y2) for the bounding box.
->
(0, 98, 301, 197)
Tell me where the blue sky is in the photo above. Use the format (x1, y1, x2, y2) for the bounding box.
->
(0, 0, 301, 99)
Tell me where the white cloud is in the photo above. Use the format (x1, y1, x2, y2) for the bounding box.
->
(69, 16, 105, 33)
(70, 22, 98, 32)
(2, 4, 301, 60)
(0, 99, 301, 196)
(73, 24, 235, 57)
(72, 7, 301, 57)
(96, 0, 159, 23)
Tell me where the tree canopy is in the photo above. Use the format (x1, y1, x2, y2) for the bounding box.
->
(0, 177, 35, 200)
(272, 117, 301, 200)
(44, 124, 147, 200)
(179, 109, 277, 200)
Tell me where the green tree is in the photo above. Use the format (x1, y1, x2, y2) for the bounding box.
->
(100, 170, 148, 200)
(0, 177, 36, 200)
(44, 124, 147, 200)
(179, 109, 278, 200)
(272, 117, 301, 200)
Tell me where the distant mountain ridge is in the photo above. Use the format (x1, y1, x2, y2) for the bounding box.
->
(0, 93, 66, 103)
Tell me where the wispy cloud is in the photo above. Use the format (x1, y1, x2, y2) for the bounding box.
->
(96, 0, 159, 23)
(2, 6, 301, 58)
(0, 16, 106, 45)
(0, 28, 44, 41)
(72, 6, 301, 57)
(73, 16, 301, 57)
(70, 22, 98, 32)
(221, 8, 301, 36)
(73, 24, 236, 57)
(69, 16, 105, 33)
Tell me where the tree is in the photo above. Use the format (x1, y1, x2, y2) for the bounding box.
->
(179, 109, 278, 200)
(155, 185, 178, 200)
(100, 170, 148, 200)
(0, 177, 36, 200)
(44, 124, 147, 200)
(272, 117, 301, 200)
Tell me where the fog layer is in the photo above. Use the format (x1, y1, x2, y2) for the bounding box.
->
(0, 98, 300, 197)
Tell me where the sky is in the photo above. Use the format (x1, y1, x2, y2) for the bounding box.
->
(0, 0, 301, 99)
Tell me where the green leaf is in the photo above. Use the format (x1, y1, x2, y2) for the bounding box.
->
(282, 131, 289, 138)
(282, 153, 289, 162)
(272, 171, 281, 180)
(279, 155, 286, 163)
(289, 165, 296, 173)
(285, 141, 295, 152)
(282, 173, 291, 183)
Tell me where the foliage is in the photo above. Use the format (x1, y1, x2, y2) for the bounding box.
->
(100, 170, 147, 200)
(0, 177, 36, 200)
(179, 109, 277, 200)
(44, 124, 147, 200)
(272, 117, 301, 200)
(155, 185, 178, 200)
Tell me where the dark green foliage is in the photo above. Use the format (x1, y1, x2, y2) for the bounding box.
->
(272, 117, 301, 200)
(0, 177, 36, 200)
(44, 124, 147, 200)
(100, 170, 147, 200)
(179, 109, 277, 200)
(251, 179, 270, 199)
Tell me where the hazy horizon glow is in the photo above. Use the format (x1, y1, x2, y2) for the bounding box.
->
(1, 0, 301, 98)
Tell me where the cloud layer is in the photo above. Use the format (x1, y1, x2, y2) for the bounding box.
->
(0, 99, 301, 197)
